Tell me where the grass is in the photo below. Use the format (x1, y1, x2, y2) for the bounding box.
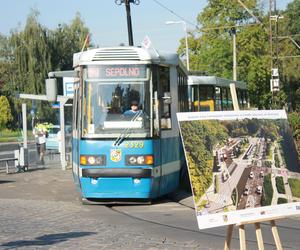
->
(288, 178, 300, 198)
(275, 176, 286, 194)
(274, 153, 280, 168)
(266, 142, 272, 160)
(262, 174, 273, 206)
(0, 129, 34, 143)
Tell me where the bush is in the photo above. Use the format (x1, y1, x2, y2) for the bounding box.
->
(0, 96, 13, 130)
(275, 176, 285, 194)
(277, 198, 288, 204)
(261, 174, 273, 206)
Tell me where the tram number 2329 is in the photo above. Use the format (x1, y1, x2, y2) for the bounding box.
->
(124, 141, 144, 149)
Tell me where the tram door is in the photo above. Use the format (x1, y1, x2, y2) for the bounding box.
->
(72, 82, 81, 190)
(153, 66, 179, 196)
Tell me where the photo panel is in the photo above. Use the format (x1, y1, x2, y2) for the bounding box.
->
(177, 110, 300, 229)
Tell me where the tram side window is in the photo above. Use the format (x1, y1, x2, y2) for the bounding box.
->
(241, 90, 248, 108)
(199, 85, 214, 111)
(221, 87, 230, 110)
(159, 66, 171, 130)
(244, 90, 249, 108)
(73, 83, 79, 130)
(227, 87, 233, 110)
(192, 85, 199, 111)
(177, 68, 188, 112)
(215, 87, 222, 111)
(237, 89, 244, 109)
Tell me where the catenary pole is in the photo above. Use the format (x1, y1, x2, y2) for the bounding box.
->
(115, 0, 140, 46)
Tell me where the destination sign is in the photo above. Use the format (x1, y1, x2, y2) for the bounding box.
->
(87, 65, 147, 79)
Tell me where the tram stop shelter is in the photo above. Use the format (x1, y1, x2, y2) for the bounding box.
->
(19, 71, 75, 170)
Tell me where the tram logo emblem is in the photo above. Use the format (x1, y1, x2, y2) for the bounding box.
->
(110, 149, 122, 162)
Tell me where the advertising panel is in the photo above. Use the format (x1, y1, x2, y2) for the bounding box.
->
(177, 110, 300, 229)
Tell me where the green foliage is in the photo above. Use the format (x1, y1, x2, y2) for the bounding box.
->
(274, 153, 280, 168)
(10, 9, 51, 95)
(277, 198, 288, 204)
(279, 1, 300, 111)
(237, 21, 270, 108)
(0, 9, 90, 129)
(180, 120, 228, 202)
(275, 176, 285, 194)
(0, 95, 13, 129)
(266, 142, 271, 159)
(264, 160, 272, 168)
(288, 178, 300, 198)
(288, 112, 300, 155)
(178, 0, 300, 110)
(231, 188, 237, 206)
(0, 129, 34, 142)
(222, 112, 281, 142)
(261, 174, 273, 206)
(49, 12, 89, 71)
(280, 124, 300, 172)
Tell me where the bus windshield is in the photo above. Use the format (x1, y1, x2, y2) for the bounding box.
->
(82, 65, 150, 138)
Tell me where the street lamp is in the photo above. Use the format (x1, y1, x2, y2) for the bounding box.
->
(165, 20, 190, 71)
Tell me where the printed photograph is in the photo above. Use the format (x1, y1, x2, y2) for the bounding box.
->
(178, 110, 300, 229)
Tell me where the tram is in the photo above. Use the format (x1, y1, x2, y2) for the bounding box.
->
(46, 46, 249, 203)
(188, 75, 249, 112)
(70, 46, 188, 201)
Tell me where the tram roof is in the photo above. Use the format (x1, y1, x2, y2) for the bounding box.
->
(73, 46, 181, 68)
(188, 75, 247, 89)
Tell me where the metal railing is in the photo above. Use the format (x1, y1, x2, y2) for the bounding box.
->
(0, 157, 18, 174)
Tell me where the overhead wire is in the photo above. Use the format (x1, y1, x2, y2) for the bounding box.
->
(152, 0, 263, 33)
(151, 0, 199, 29)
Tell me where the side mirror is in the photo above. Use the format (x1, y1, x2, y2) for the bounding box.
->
(46, 78, 57, 101)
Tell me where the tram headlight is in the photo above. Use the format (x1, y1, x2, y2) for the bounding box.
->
(137, 156, 145, 165)
(126, 155, 153, 165)
(80, 155, 106, 166)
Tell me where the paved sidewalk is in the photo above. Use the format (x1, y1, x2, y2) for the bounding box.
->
(0, 165, 78, 202)
(2, 166, 300, 250)
(0, 166, 211, 250)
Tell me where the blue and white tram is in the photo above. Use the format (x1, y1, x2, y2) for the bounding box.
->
(71, 46, 188, 201)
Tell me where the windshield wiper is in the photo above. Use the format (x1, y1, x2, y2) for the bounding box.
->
(113, 111, 143, 146)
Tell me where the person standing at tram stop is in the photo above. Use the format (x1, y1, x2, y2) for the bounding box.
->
(123, 100, 142, 116)
(33, 123, 47, 165)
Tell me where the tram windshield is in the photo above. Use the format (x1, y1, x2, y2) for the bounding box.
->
(82, 65, 150, 138)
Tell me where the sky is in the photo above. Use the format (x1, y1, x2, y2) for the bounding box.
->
(0, 0, 294, 52)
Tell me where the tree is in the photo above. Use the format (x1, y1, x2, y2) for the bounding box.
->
(10, 9, 51, 95)
(49, 12, 89, 71)
(6, 9, 53, 124)
(0, 33, 14, 96)
(278, 0, 300, 111)
(237, 22, 271, 108)
(178, 0, 275, 108)
(0, 96, 13, 129)
(0, 9, 90, 127)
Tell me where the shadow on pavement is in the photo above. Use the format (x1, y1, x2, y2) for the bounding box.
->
(0, 180, 15, 184)
(1, 232, 97, 248)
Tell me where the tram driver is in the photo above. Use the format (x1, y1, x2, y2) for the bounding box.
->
(123, 100, 143, 116)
